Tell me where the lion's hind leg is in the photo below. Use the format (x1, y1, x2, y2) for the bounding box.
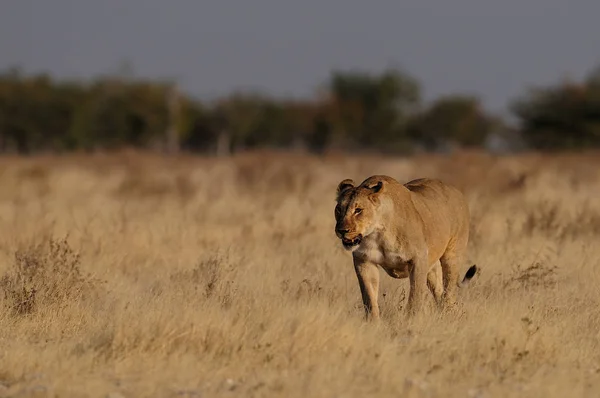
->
(440, 242, 468, 310)
(426, 260, 444, 305)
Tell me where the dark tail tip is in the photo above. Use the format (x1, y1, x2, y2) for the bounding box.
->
(463, 264, 478, 282)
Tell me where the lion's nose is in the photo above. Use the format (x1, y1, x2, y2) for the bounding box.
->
(336, 228, 349, 236)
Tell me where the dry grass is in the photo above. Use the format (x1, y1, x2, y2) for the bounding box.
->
(0, 149, 599, 397)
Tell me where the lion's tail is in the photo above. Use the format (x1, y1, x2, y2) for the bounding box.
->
(458, 264, 478, 287)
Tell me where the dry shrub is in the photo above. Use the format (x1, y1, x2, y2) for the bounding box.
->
(504, 262, 559, 291)
(16, 164, 49, 181)
(522, 201, 562, 237)
(234, 153, 317, 196)
(0, 237, 103, 315)
(471, 244, 558, 301)
(523, 201, 600, 239)
(6, 164, 53, 198)
(168, 254, 238, 308)
(113, 170, 196, 202)
(281, 277, 346, 310)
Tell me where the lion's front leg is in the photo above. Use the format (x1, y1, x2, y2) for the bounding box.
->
(353, 256, 380, 322)
(407, 255, 429, 316)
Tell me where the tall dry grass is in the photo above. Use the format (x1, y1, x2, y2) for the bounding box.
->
(0, 150, 599, 397)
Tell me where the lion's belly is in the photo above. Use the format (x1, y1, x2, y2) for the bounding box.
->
(355, 242, 411, 278)
(380, 263, 410, 279)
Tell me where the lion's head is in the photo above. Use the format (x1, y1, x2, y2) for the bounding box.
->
(334, 176, 389, 251)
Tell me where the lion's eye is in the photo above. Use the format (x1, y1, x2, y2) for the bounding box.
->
(354, 208, 362, 215)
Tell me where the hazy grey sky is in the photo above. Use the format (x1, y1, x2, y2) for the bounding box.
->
(2, 0, 599, 116)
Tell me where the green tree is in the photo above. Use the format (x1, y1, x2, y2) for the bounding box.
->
(325, 68, 420, 150)
(510, 66, 600, 150)
(211, 93, 271, 151)
(407, 95, 495, 151)
(0, 71, 86, 153)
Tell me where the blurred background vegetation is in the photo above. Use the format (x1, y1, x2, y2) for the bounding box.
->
(1, 64, 599, 155)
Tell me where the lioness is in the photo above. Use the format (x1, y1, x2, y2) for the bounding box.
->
(334, 175, 477, 320)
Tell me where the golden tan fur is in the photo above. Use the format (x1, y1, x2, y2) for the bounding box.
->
(334, 175, 477, 320)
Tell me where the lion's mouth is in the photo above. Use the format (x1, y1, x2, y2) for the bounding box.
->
(342, 235, 362, 249)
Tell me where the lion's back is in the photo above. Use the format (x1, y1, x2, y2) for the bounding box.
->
(404, 178, 465, 209)
(404, 177, 470, 242)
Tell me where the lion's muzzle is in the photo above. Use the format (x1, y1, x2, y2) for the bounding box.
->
(341, 234, 362, 249)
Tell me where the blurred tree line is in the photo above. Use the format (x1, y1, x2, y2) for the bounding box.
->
(511, 66, 600, 150)
(0, 64, 599, 155)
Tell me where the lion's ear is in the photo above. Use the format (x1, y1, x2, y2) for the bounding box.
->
(336, 179, 355, 198)
(366, 180, 383, 194)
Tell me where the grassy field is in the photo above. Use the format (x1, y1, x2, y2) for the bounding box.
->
(0, 150, 599, 397)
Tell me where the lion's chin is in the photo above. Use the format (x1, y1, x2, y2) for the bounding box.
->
(342, 235, 362, 251)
